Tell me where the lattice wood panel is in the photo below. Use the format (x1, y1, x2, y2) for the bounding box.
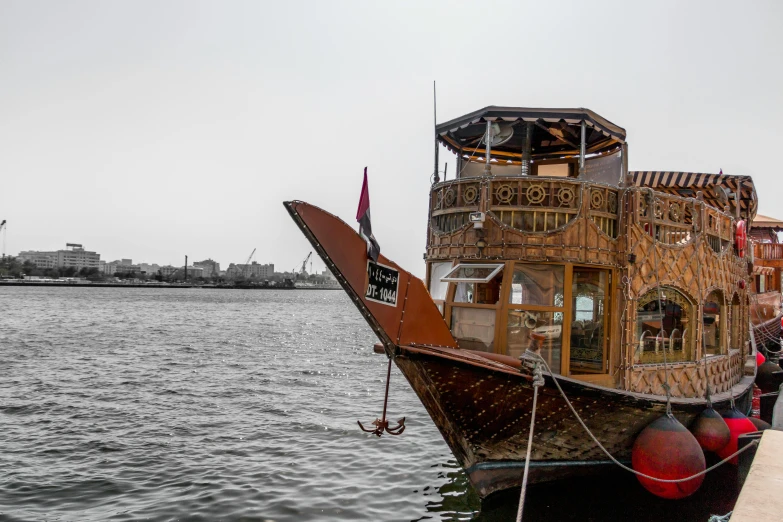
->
(628, 351, 742, 398)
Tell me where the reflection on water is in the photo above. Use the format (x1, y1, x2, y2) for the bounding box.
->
(0, 287, 740, 521)
(418, 457, 739, 522)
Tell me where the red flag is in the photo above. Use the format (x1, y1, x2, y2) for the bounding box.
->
(356, 167, 380, 262)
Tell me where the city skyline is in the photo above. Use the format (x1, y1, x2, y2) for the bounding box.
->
(12, 240, 321, 276)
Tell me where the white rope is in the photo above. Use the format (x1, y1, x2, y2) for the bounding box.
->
(528, 351, 759, 484)
(516, 360, 544, 522)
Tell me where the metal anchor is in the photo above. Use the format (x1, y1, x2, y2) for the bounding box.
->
(358, 356, 406, 437)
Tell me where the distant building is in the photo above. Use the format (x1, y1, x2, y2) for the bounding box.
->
(17, 250, 58, 269)
(101, 258, 141, 275)
(139, 263, 160, 275)
(159, 265, 178, 277)
(226, 261, 274, 279)
(18, 243, 100, 270)
(158, 265, 203, 279)
(193, 259, 220, 278)
(185, 266, 203, 279)
(57, 244, 101, 270)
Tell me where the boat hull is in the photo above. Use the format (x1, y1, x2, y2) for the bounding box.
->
(394, 345, 754, 498)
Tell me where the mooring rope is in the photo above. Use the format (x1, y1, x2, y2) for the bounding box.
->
(525, 350, 759, 484)
(515, 359, 544, 522)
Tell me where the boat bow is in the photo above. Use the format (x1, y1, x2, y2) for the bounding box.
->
(283, 200, 458, 353)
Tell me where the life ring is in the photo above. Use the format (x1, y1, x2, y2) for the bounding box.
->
(735, 220, 747, 258)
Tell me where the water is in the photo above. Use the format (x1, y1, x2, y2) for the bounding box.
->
(0, 288, 740, 521)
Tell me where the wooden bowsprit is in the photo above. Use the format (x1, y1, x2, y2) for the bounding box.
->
(358, 357, 406, 437)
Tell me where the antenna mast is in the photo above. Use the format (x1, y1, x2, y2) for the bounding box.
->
(433, 81, 439, 184)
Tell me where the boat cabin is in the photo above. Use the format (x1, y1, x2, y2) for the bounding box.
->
(426, 106, 758, 394)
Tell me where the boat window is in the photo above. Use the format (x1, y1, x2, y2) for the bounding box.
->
(704, 291, 725, 356)
(428, 262, 452, 301)
(451, 307, 496, 352)
(442, 263, 504, 283)
(506, 263, 566, 373)
(635, 288, 693, 364)
(507, 310, 563, 371)
(509, 265, 564, 307)
(570, 268, 609, 374)
(729, 293, 741, 352)
(453, 273, 503, 305)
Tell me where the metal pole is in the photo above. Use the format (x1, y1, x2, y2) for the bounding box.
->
(579, 120, 586, 177)
(433, 81, 439, 184)
(521, 122, 533, 176)
(622, 143, 629, 186)
(185, 255, 188, 281)
(483, 121, 492, 176)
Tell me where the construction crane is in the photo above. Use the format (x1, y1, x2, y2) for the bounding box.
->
(243, 248, 256, 278)
(0, 220, 6, 259)
(293, 252, 312, 279)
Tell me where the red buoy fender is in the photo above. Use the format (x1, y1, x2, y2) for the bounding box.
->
(716, 408, 757, 465)
(756, 361, 783, 393)
(748, 416, 771, 431)
(756, 350, 766, 367)
(632, 414, 706, 499)
(735, 220, 747, 258)
(690, 407, 730, 453)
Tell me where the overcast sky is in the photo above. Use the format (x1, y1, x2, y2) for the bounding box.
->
(1, 0, 781, 277)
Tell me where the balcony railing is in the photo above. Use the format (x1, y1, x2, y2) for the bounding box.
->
(429, 177, 620, 238)
(632, 189, 733, 252)
(430, 180, 481, 234)
(754, 242, 783, 260)
(428, 178, 739, 257)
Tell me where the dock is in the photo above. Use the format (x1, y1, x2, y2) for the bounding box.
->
(731, 429, 783, 522)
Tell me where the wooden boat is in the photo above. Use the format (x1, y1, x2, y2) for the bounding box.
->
(284, 106, 762, 498)
(748, 215, 783, 351)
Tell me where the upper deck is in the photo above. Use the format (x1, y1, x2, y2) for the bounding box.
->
(427, 106, 757, 267)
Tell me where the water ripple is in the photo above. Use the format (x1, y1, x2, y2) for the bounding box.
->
(0, 287, 474, 521)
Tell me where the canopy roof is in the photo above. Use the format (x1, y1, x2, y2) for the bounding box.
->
(629, 171, 757, 221)
(752, 214, 783, 231)
(436, 106, 626, 161)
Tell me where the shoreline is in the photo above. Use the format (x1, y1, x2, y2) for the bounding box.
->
(0, 281, 342, 290)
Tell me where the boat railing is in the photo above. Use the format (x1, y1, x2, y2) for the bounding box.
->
(754, 242, 783, 261)
(430, 178, 481, 234)
(430, 177, 620, 238)
(630, 187, 734, 251)
(428, 178, 739, 267)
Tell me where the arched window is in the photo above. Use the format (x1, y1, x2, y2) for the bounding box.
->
(729, 293, 741, 353)
(636, 287, 694, 364)
(703, 290, 726, 356)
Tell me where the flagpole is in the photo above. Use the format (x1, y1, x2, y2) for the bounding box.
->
(433, 81, 439, 184)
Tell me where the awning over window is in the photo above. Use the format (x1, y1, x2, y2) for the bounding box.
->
(629, 171, 757, 222)
(441, 263, 504, 283)
(753, 265, 775, 276)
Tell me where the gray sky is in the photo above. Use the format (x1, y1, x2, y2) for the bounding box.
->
(2, 0, 781, 277)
